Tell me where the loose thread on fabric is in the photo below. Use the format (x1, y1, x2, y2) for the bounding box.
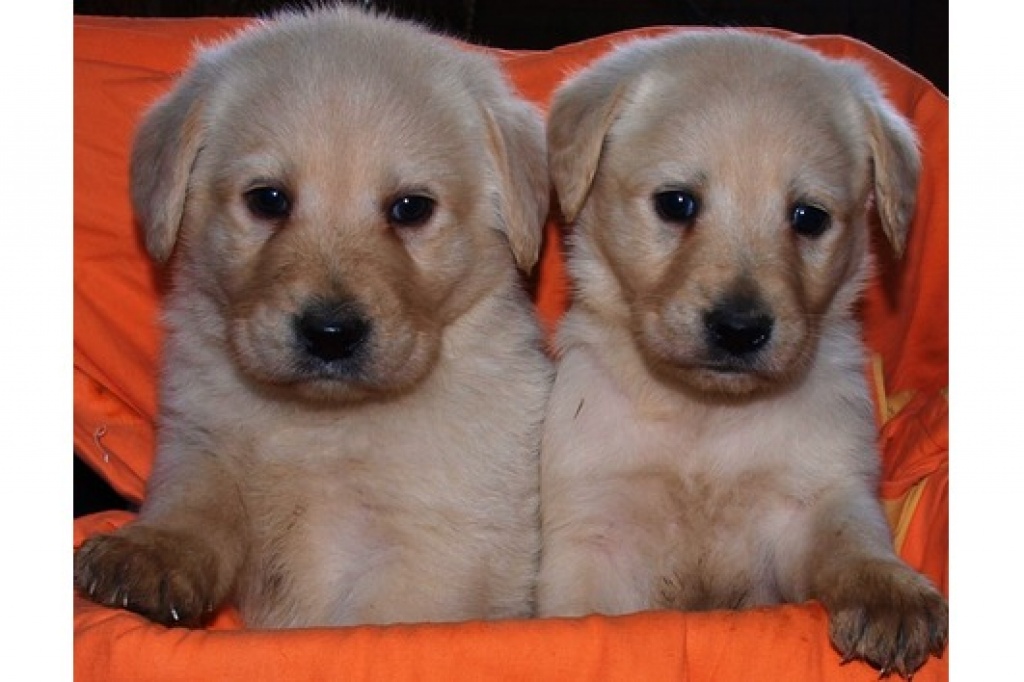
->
(93, 425, 113, 464)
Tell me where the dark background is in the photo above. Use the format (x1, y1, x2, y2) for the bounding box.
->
(72, 0, 948, 518)
(75, 1, 946, 92)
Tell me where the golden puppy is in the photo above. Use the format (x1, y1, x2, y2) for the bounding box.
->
(74, 6, 552, 628)
(537, 31, 947, 677)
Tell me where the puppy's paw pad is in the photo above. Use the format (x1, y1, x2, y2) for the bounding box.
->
(74, 526, 220, 627)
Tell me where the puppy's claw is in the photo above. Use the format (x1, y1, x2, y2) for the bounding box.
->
(74, 526, 224, 628)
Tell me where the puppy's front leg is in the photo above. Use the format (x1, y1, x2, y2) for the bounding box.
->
(74, 448, 246, 627)
(778, 486, 947, 677)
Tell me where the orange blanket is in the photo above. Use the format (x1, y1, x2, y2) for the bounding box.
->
(73, 16, 948, 681)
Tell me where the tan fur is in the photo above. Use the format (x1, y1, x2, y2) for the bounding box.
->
(73, 6, 552, 628)
(537, 31, 945, 677)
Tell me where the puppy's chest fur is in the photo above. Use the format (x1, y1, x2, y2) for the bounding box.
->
(542, 342, 844, 610)
(231, 376, 543, 626)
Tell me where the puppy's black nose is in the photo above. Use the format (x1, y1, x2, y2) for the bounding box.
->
(295, 302, 371, 363)
(704, 297, 773, 357)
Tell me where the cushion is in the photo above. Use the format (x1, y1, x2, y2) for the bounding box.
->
(73, 15, 948, 681)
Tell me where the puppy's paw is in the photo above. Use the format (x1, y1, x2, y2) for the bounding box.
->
(824, 559, 948, 678)
(74, 524, 222, 627)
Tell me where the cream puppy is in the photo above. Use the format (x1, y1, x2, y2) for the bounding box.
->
(537, 31, 947, 677)
(74, 6, 552, 628)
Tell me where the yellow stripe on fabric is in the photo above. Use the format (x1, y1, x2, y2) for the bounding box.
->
(883, 478, 927, 552)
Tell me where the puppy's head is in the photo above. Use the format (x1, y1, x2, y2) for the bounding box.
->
(129, 7, 548, 403)
(548, 31, 919, 396)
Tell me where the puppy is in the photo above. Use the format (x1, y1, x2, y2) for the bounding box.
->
(536, 31, 947, 677)
(73, 6, 552, 628)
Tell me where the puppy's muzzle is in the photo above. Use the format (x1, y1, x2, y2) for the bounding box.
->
(703, 295, 774, 359)
(294, 300, 371, 365)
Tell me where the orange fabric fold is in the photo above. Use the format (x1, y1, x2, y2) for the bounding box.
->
(878, 390, 950, 594)
(75, 600, 951, 682)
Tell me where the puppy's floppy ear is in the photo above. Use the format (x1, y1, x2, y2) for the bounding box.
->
(129, 64, 212, 264)
(846, 65, 921, 258)
(547, 69, 630, 224)
(482, 100, 550, 274)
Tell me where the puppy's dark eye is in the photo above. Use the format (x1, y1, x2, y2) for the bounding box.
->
(388, 194, 435, 228)
(245, 186, 292, 221)
(653, 190, 700, 224)
(790, 204, 830, 238)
